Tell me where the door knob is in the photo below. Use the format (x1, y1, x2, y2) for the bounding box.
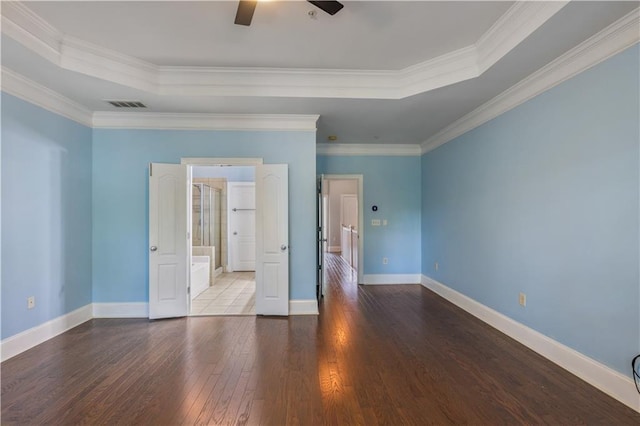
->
(150, 246, 158, 252)
(281, 244, 287, 251)
(233, 232, 238, 235)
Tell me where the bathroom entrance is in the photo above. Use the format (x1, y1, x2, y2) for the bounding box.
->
(148, 159, 290, 319)
(189, 165, 257, 316)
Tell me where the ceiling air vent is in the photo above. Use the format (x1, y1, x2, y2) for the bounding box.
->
(105, 100, 147, 108)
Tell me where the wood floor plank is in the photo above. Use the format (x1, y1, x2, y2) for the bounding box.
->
(2, 253, 639, 425)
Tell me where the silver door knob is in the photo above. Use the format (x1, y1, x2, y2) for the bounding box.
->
(281, 244, 287, 251)
(150, 246, 158, 252)
(233, 232, 238, 235)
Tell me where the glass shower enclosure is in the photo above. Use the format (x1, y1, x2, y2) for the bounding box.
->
(192, 183, 222, 269)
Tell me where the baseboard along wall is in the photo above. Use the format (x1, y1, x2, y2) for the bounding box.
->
(421, 275, 640, 413)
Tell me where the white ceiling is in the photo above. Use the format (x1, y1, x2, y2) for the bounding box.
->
(25, 1, 512, 69)
(1, 1, 638, 146)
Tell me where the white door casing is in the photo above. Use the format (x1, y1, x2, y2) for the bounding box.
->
(228, 182, 256, 272)
(255, 164, 289, 316)
(149, 163, 190, 319)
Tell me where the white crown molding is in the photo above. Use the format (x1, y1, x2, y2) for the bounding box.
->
(1, 1, 567, 100)
(1, 66, 93, 126)
(422, 7, 640, 154)
(421, 275, 640, 413)
(317, 143, 422, 157)
(476, 1, 568, 73)
(92, 112, 319, 131)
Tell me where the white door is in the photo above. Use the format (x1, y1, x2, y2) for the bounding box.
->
(148, 163, 190, 319)
(255, 164, 289, 316)
(228, 182, 256, 271)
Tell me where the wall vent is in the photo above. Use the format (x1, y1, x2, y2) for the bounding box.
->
(105, 100, 147, 108)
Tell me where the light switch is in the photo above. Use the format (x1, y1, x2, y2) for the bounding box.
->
(382, 219, 388, 226)
(371, 219, 381, 226)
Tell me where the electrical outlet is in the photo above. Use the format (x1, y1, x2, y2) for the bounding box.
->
(27, 296, 35, 309)
(434, 262, 439, 271)
(371, 219, 381, 226)
(519, 292, 526, 307)
(382, 257, 388, 265)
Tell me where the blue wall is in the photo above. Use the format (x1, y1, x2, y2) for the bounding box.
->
(317, 155, 421, 276)
(421, 45, 639, 375)
(1, 93, 93, 339)
(92, 129, 316, 303)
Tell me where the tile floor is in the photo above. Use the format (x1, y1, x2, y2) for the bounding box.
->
(190, 271, 255, 315)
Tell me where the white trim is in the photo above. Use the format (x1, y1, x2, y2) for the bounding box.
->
(1, 304, 93, 362)
(1, 67, 93, 126)
(1, 1, 566, 100)
(317, 143, 421, 157)
(362, 274, 421, 285)
(422, 7, 640, 154)
(327, 245, 341, 253)
(214, 267, 223, 278)
(421, 275, 640, 413)
(93, 112, 320, 131)
(289, 300, 319, 315)
(181, 157, 263, 166)
(92, 302, 149, 318)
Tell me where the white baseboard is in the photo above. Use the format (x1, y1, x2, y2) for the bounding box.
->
(327, 246, 341, 253)
(214, 267, 223, 277)
(93, 302, 149, 318)
(363, 274, 421, 285)
(289, 299, 319, 315)
(421, 275, 640, 413)
(1, 304, 93, 362)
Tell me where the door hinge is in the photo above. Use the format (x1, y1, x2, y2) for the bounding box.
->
(187, 286, 191, 294)
(149, 163, 152, 177)
(187, 232, 190, 240)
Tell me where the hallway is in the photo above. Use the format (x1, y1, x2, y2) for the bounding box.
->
(2, 256, 638, 424)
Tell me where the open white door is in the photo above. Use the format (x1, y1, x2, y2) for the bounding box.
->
(149, 163, 190, 319)
(255, 164, 289, 316)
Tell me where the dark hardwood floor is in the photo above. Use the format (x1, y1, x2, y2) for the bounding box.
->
(2, 253, 639, 425)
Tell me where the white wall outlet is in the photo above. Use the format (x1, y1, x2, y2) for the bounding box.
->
(382, 219, 388, 226)
(519, 292, 526, 307)
(27, 296, 35, 309)
(371, 219, 381, 226)
(382, 257, 388, 264)
(434, 262, 439, 271)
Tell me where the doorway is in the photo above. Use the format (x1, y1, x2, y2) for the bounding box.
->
(189, 166, 256, 316)
(318, 175, 364, 298)
(148, 159, 291, 319)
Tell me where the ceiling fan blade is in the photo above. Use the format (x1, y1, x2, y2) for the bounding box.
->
(307, 1, 344, 16)
(235, 0, 257, 26)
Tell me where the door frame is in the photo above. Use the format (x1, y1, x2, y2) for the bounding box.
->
(321, 174, 364, 284)
(181, 158, 263, 314)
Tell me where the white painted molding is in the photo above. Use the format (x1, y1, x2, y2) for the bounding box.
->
(181, 157, 263, 166)
(1, 1, 566, 100)
(289, 300, 319, 315)
(92, 302, 149, 318)
(317, 143, 422, 157)
(1, 67, 93, 126)
(92, 112, 320, 131)
(421, 275, 640, 413)
(422, 7, 640, 154)
(1, 304, 93, 362)
(362, 274, 421, 285)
